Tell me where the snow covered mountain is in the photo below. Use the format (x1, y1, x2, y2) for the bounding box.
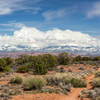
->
(0, 26, 100, 55)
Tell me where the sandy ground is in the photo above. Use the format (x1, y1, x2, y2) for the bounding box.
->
(12, 71, 95, 100)
(0, 65, 98, 100)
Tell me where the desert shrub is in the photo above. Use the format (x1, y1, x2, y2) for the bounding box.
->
(3, 66, 10, 72)
(16, 55, 31, 65)
(93, 56, 100, 61)
(34, 63, 47, 75)
(33, 56, 48, 75)
(45, 73, 66, 86)
(41, 88, 56, 93)
(10, 76, 23, 84)
(23, 77, 46, 90)
(95, 71, 100, 77)
(71, 78, 87, 87)
(91, 78, 100, 87)
(4, 57, 13, 65)
(58, 52, 72, 65)
(82, 57, 91, 61)
(73, 56, 82, 62)
(15, 54, 57, 74)
(41, 54, 57, 68)
(45, 73, 86, 88)
(17, 66, 29, 73)
(0, 58, 10, 72)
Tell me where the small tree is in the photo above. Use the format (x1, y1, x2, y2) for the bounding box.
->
(34, 63, 47, 75)
(58, 52, 72, 65)
(16, 55, 30, 65)
(33, 56, 48, 75)
(92, 56, 100, 61)
(4, 57, 13, 65)
(73, 56, 82, 62)
(41, 54, 57, 68)
(17, 66, 29, 73)
(0, 58, 10, 72)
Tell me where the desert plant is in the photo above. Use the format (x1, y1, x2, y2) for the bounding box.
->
(71, 77, 87, 87)
(41, 54, 57, 68)
(10, 76, 23, 84)
(95, 71, 100, 77)
(91, 78, 100, 87)
(4, 57, 13, 65)
(45, 73, 86, 88)
(34, 63, 48, 75)
(23, 77, 46, 90)
(93, 56, 100, 61)
(58, 52, 72, 65)
(73, 56, 82, 62)
(3, 66, 10, 72)
(17, 66, 29, 73)
(45, 73, 65, 86)
(0, 58, 11, 72)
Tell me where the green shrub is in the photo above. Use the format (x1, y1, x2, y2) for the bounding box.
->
(10, 76, 23, 84)
(15, 55, 30, 65)
(71, 78, 87, 87)
(34, 63, 48, 75)
(4, 57, 13, 65)
(3, 66, 10, 72)
(95, 71, 100, 77)
(58, 52, 72, 65)
(45, 73, 87, 88)
(41, 88, 56, 93)
(73, 56, 82, 62)
(23, 77, 46, 90)
(0, 58, 11, 72)
(17, 66, 29, 73)
(92, 56, 100, 61)
(91, 78, 100, 87)
(45, 73, 64, 86)
(41, 54, 57, 68)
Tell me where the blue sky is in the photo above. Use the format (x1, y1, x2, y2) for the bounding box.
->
(0, 0, 100, 36)
(0, 0, 100, 52)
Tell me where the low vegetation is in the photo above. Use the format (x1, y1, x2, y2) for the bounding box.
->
(17, 66, 29, 73)
(23, 77, 46, 90)
(0, 52, 99, 74)
(10, 76, 23, 84)
(95, 71, 100, 77)
(91, 77, 100, 87)
(45, 73, 87, 88)
(0, 52, 100, 99)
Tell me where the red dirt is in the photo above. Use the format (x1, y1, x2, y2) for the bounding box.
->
(12, 93, 67, 100)
(12, 74, 94, 100)
(0, 81, 8, 85)
(12, 66, 100, 100)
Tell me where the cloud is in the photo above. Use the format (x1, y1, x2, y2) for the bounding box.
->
(87, 2, 100, 18)
(0, 26, 99, 52)
(42, 8, 67, 21)
(0, 0, 42, 15)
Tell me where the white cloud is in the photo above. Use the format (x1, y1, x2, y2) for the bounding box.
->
(0, 0, 41, 15)
(42, 9, 66, 21)
(87, 2, 100, 18)
(0, 26, 99, 52)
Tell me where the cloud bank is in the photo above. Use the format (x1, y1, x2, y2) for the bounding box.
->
(0, 26, 99, 53)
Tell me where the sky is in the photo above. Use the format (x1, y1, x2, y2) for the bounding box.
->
(0, 0, 100, 52)
(0, 0, 100, 36)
